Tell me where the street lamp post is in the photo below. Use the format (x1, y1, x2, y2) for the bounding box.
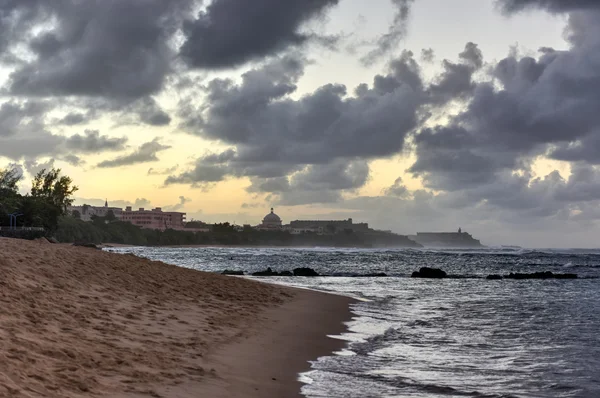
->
(9, 213, 23, 230)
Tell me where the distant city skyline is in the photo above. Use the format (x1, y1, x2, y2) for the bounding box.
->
(2, 0, 600, 247)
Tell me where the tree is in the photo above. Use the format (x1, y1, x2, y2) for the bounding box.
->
(0, 167, 23, 227)
(72, 210, 81, 219)
(31, 168, 78, 213)
(105, 210, 116, 222)
(0, 167, 21, 193)
(30, 168, 78, 231)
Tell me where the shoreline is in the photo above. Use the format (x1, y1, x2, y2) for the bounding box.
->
(0, 238, 356, 397)
(157, 288, 356, 398)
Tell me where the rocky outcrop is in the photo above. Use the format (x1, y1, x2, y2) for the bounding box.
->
(504, 271, 577, 280)
(411, 267, 447, 278)
(486, 274, 503, 280)
(221, 270, 245, 276)
(293, 267, 320, 277)
(251, 267, 280, 276)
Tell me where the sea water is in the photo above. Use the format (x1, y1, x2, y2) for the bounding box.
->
(105, 246, 600, 398)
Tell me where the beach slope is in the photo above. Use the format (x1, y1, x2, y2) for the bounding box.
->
(0, 238, 354, 397)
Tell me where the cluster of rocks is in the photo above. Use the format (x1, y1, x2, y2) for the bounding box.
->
(222, 268, 389, 277)
(487, 271, 577, 280)
(222, 267, 320, 277)
(410, 267, 578, 280)
(411, 267, 447, 278)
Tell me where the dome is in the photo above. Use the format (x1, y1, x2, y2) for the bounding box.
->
(262, 208, 282, 226)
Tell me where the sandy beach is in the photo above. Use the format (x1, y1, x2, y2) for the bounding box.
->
(0, 238, 355, 397)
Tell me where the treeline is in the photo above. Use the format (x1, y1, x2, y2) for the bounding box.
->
(55, 216, 421, 248)
(0, 167, 77, 235)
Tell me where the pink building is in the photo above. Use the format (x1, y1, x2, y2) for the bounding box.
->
(122, 207, 186, 231)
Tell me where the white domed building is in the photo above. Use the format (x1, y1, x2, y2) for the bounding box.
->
(259, 208, 282, 230)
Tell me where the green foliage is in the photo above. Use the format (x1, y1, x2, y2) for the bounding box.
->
(0, 166, 77, 233)
(55, 216, 418, 248)
(0, 167, 21, 193)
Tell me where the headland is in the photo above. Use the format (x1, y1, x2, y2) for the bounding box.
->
(0, 238, 355, 397)
(407, 229, 483, 248)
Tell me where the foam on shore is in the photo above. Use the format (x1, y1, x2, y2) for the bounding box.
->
(0, 238, 355, 397)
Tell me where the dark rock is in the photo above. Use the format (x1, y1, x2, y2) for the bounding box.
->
(486, 274, 503, 280)
(47, 237, 59, 244)
(279, 270, 294, 276)
(293, 267, 320, 277)
(251, 267, 279, 276)
(504, 271, 578, 280)
(554, 273, 577, 279)
(411, 267, 447, 278)
(221, 270, 244, 276)
(362, 272, 388, 277)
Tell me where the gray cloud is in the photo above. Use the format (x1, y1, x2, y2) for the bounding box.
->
(360, 0, 415, 66)
(164, 196, 192, 212)
(383, 177, 409, 198)
(56, 112, 89, 126)
(61, 154, 85, 167)
(65, 130, 127, 153)
(148, 165, 179, 176)
(75, 197, 152, 209)
(0, 100, 49, 137)
(97, 138, 171, 168)
(426, 42, 483, 104)
(7, 0, 191, 100)
(180, 0, 339, 68)
(23, 159, 55, 177)
(496, 0, 600, 13)
(177, 52, 422, 180)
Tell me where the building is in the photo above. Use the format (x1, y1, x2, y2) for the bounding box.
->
(121, 207, 186, 231)
(289, 218, 369, 234)
(257, 208, 282, 230)
(68, 200, 123, 222)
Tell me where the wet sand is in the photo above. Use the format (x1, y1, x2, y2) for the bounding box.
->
(0, 238, 354, 397)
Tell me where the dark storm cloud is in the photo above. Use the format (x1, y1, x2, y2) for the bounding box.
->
(360, 0, 415, 66)
(119, 97, 172, 127)
(427, 42, 483, 103)
(179, 0, 339, 68)
(97, 138, 171, 168)
(0, 131, 63, 160)
(6, 0, 192, 100)
(409, 9, 600, 193)
(57, 112, 88, 126)
(245, 160, 369, 205)
(0, 100, 49, 137)
(180, 52, 422, 165)
(65, 130, 127, 153)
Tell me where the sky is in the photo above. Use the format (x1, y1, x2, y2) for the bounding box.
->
(2, 0, 600, 248)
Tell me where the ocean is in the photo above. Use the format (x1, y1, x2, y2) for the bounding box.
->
(104, 246, 600, 398)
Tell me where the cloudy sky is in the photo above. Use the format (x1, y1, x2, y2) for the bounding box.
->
(2, 0, 600, 247)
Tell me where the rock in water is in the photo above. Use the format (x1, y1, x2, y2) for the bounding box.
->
(251, 267, 279, 276)
(505, 271, 577, 280)
(293, 267, 319, 277)
(486, 274, 503, 280)
(411, 267, 447, 278)
(221, 270, 244, 276)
